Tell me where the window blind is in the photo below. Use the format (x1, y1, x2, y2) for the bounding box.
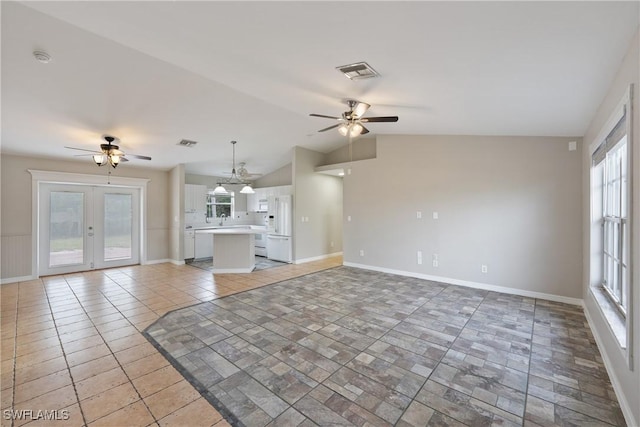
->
(592, 108, 627, 165)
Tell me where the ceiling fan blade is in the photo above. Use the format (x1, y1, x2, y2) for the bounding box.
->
(360, 116, 399, 123)
(352, 102, 371, 118)
(310, 113, 340, 120)
(318, 124, 340, 133)
(65, 146, 101, 153)
(119, 157, 129, 162)
(360, 125, 370, 135)
(127, 154, 152, 160)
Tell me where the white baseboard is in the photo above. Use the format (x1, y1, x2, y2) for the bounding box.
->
(294, 252, 343, 265)
(0, 275, 37, 285)
(212, 266, 254, 274)
(343, 262, 583, 306)
(583, 305, 636, 427)
(144, 258, 184, 266)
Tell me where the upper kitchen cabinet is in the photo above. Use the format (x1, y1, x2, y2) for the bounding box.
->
(247, 185, 292, 212)
(185, 184, 207, 212)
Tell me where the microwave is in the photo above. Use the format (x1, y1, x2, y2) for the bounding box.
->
(257, 198, 268, 212)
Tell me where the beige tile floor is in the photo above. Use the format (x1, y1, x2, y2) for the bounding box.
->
(1, 256, 342, 427)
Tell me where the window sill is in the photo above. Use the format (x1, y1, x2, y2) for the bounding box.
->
(590, 286, 627, 349)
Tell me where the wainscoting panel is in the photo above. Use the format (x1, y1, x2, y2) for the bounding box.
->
(1, 234, 32, 280)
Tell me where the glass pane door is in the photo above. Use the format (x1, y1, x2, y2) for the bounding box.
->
(94, 187, 140, 269)
(49, 191, 85, 267)
(39, 184, 93, 275)
(104, 193, 133, 261)
(39, 184, 140, 275)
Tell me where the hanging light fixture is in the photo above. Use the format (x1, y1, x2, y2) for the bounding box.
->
(338, 123, 363, 138)
(212, 141, 255, 195)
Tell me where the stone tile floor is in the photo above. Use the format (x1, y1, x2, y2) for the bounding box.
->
(145, 267, 626, 427)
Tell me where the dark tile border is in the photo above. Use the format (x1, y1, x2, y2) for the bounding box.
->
(142, 266, 342, 427)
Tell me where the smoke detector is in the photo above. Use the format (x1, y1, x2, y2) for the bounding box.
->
(336, 61, 379, 80)
(33, 50, 51, 64)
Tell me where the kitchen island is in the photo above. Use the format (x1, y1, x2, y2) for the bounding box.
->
(194, 227, 265, 273)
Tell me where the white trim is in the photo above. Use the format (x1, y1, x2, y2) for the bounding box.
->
(343, 262, 584, 306)
(143, 258, 183, 266)
(294, 252, 343, 265)
(28, 169, 150, 278)
(589, 88, 630, 155)
(212, 266, 255, 274)
(1, 275, 37, 285)
(584, 305, 637, 427)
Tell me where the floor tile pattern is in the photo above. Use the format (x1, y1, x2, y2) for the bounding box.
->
(1, 256, 341, 426)
(145, 267, 625, 427)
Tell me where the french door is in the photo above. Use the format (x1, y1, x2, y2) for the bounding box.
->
(39, 184, 140, 276)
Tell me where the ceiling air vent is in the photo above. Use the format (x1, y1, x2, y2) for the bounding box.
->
(336, 62, 379, 80)
(177, 139, 198, 147)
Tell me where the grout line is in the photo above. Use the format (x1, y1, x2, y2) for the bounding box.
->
(8, 286, 19, 427)
(60, 272, 162, 426)
(41, 279, 89, 427)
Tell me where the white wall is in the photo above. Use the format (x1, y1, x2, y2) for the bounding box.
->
(292, 147, 343, 262)
(0, 154, 172, 281)
(322, 138, 377, 166)
(253, 163, 292, 188)
(343, 134, 583, 301)
(581, 29, 639, 427)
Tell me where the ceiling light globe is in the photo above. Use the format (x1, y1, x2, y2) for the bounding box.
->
(350, 123, 363, 136)
(240, 184, 255, 194)
(212, 184, 228, 195)
(338, 124, 349, 136)
(93, 154, 107, 166)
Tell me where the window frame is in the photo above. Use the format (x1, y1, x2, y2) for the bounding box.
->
(588, 84, 634, 369)
(207, 192, 235, 219)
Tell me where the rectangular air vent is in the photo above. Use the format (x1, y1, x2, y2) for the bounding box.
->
(336, 61, 379, 80)
(177, 139, 198, 147)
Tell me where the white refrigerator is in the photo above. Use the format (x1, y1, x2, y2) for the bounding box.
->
(266, 195, 292, 263)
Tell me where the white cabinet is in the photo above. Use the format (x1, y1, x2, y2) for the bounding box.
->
(195, 232, 214, 259)
(248, 185, 292, 212)
(185, 184, 207, 212)
(184, 229, 195, 259)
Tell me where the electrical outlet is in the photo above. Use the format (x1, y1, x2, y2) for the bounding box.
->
(417, 251, 422, 265)
(433, 260, 439, 267)
(416, 211, 422, 219)
(433, 253, 438, 261)
(305, 216, 310, 222)
(347, 216, 352, 222)
(301, 216, 305, 223)
(433, 212, 439, 220)
(481, 264, 488, 273)
(568, 141, 577, 151)
(347, 168, 352, 175)
(359, 249, 365, 257)
(330, 241, 334, 247)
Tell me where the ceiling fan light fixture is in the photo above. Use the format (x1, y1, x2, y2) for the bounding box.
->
(351, 123, 364, 137)
(240, 184, 255, 194)
(93, 154, 107, 166)
(352, 102, 371, 118)
(109, 155, 121, 168)
(338, 124, 349, 136)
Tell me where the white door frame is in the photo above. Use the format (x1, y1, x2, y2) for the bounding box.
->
(29, 170, 150, 278)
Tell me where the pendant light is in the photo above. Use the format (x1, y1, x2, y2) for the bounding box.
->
(213, 141, 255, 194)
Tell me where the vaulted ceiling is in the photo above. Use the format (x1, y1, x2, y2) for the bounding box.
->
(2, 1, 638, 176)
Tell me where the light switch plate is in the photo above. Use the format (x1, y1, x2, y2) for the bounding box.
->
(433, 212, 439, 220)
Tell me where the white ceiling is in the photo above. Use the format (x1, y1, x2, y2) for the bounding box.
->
(2, 1, 638, 176)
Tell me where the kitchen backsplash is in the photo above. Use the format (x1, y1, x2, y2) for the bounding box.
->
(185, 211, 267, 228)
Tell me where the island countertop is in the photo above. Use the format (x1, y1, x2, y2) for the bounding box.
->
(194, 228, 265, 235)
